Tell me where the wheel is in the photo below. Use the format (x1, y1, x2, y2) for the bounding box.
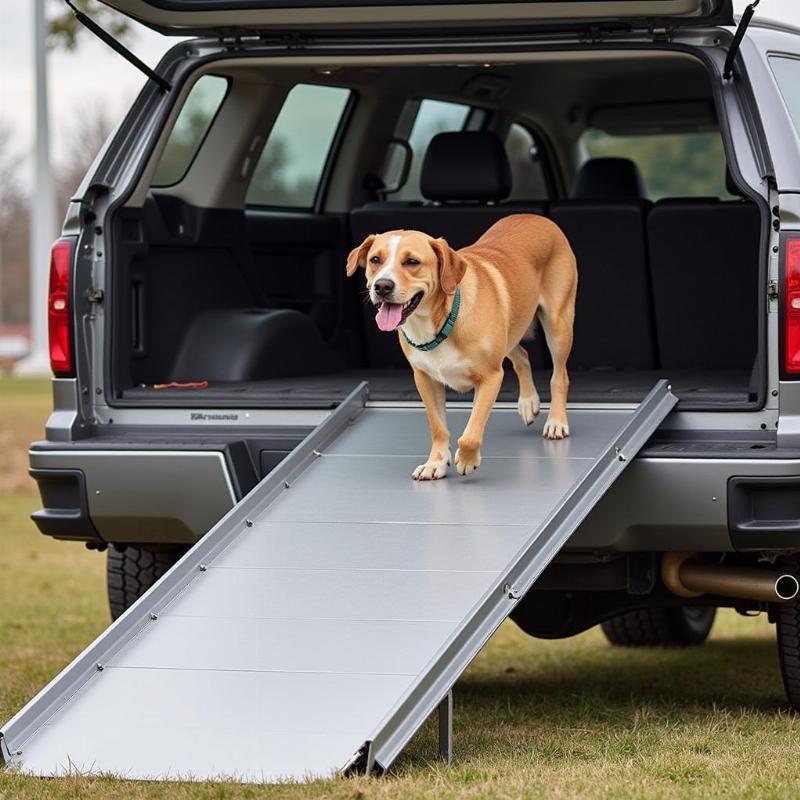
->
(601, 606, 716, 647)
(106, 544, 188, 620)
(776, 557, 800, 710)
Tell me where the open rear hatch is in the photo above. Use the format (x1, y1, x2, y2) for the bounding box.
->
(98, 0, 733, 35)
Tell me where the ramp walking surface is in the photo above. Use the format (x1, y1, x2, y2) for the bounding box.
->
(1, 381, 675, 783)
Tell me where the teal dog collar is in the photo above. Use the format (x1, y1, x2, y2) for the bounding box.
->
(402, 287, 461, 352)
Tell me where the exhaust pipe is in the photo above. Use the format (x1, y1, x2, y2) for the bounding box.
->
(662, 552, 800, 604)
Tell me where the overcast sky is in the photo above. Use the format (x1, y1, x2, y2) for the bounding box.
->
(2, 0, 800, 178)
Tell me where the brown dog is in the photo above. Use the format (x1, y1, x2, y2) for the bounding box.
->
(346, 214, 577, 480)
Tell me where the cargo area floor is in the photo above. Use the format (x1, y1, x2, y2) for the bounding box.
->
(120, 368, 753, 409)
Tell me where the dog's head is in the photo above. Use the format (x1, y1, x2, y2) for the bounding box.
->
(346, 230, 467, 332)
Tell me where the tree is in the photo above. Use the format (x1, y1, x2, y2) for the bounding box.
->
(47, 0, 132, 51)
(57, 104, 116, 219)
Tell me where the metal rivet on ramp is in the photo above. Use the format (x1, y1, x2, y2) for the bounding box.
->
(504, 584, 521, 600)
(96, 663, 104, 671)
(312, 450, 322, 458)
(149, 613, 158, 620)
(614, 447, 627, 462)
(198, 564, 207, 572)
(245, 519, 254, 528)
(284, 481, 291, 489)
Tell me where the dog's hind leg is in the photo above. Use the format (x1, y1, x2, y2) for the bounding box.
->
(507, 343, 540, 426)
(412, 368, 451, 481)
(539, 308, 573, 440)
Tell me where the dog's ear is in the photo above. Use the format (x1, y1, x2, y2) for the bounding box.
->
(346, 235, 376, 277)
(431, 237, 467, 295)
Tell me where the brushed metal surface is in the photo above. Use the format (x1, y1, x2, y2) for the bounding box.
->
(214, 521, 529, 572)
(19, 668, 412, 782)
(326, 408, 632, 459)
(7, 393, 676, 783)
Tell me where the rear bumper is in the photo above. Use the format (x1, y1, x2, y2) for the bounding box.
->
(573, 456, 800, 552)
(29, 449, 238, 544)
(27, 442, 800, 553)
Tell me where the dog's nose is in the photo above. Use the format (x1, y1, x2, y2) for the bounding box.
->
(374, 278, 395, 298)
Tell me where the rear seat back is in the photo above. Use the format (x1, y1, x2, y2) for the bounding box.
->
(351, 131, 545, 248)
(351, 131, 545, 367)
(647, 197, 761, 370)
(550, 158, 657, 369)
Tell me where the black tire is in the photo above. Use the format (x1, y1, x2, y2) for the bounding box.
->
(601, 606, 717, 647)
(776, 556, 800, 711)
(106, 544, 188, 620)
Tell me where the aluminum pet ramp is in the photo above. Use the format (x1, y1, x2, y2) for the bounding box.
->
(2, 380, 676, 783)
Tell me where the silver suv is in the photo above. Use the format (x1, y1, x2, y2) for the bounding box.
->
(31, 0, 800, 708)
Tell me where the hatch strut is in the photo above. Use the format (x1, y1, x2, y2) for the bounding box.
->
(723, 0, 760, 80)
(62, 0, 171, 93)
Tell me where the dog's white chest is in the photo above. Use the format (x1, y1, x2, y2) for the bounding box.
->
(407, 341, 473, 392)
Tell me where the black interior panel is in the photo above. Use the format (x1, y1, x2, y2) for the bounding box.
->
(112, 189, 762, 410)
(122, 368, 754, 409)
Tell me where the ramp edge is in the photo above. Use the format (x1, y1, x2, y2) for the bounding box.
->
(367, 380, 677, 773)
(0, 382, 369, 767)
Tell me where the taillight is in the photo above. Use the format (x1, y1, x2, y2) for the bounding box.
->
(48, 237, 76, 376)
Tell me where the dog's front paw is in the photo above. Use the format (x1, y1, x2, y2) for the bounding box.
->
(518, 394, 540, 426)
(543, 416, 570, 440)
(412, 452, 450, 481)
(454, 446, 481, 476)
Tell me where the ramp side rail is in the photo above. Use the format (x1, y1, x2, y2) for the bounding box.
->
(351, 380, 677, 774)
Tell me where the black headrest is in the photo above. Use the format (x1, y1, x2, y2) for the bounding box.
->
(421, 131, 511, 203)
(571, 157, 645, 200)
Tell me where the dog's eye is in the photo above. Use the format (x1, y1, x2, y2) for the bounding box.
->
(404, 258, 420, 267)
(369, 256, 381, 265)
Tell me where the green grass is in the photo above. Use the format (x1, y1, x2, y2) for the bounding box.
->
(1, 378, 799, 798)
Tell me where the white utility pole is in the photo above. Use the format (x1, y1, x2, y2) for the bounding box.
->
(15, 0, 57, 376)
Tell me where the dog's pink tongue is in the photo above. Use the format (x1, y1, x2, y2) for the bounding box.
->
(376, 302, 403, 332)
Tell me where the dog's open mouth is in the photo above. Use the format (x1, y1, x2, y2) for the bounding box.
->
(375, 291, 423, 332)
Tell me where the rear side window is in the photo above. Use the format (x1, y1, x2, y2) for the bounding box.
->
(770, 56, 800, 137)
(579, 129, 734, 201)
(389, 99, 473, 201)
(505, 123, 549, 200)
(247, 84, 351, 208)
(152, 75, 229, 187)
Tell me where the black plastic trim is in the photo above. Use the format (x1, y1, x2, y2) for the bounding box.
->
(729, 475, 800, 549)
(29, 468, 102, 543)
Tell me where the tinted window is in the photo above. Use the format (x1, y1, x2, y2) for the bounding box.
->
(247, 84, 351, 208)
(579, 129, 733, 200)
(390, 99, 471, 201)
(505, 123, 549, 200)
(152, 75, 228, 187)
(770, 56, 800, 137)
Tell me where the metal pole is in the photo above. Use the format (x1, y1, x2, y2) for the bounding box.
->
(16, 0, 57, 375)
(438, 690, 453, 764)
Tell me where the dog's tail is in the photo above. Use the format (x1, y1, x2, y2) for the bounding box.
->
(522, 312, 540, 342)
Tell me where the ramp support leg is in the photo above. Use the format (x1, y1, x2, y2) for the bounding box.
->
(438, 690, 453, 763)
